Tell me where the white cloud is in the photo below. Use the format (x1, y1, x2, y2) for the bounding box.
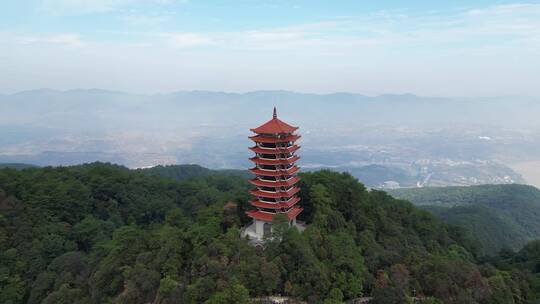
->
(40, 0, 185, 15)
(154, 3, 540, 53)
(3, 3, 540, 96)
(166, 33, 213, 48)
(466, 3, 540, 17)
(17, 34, 85, 48)
(121, 13, 171, 27)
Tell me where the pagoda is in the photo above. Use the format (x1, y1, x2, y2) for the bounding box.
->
(242, 107, 303, 240)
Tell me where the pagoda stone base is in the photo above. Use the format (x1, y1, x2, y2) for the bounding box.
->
(240, 219, 306, 244)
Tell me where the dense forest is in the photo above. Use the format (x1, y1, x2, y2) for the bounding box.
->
(139, 164, 250, 181)
(1, 163, 539, 303)
(0, 163, 37, 170)
(390, 184, 540, 255)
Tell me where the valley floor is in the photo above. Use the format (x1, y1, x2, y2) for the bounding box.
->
(510, 160, 540, 188)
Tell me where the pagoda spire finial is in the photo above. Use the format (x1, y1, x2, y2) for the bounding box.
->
(273, 107, 277, 119)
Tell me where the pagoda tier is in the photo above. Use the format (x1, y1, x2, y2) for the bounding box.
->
(246, 206, 303, 222)
(249, 134, 301, 144)
(246, 107, 302, 227)
(249, 186, 300, 199)
(249, 155, 300, 166)
(248, 166, 300, 176)
(249, 145, 300, 154)
(249, 176, 300, 187)
(250, 196, 301, 209)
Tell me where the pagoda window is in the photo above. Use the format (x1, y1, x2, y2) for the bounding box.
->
(260, 143, 277, 148)
(260, 197, 277, 203)
(260, 154, 277, 159)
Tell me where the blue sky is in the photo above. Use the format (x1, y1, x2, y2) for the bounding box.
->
(1, 0, 540, 96)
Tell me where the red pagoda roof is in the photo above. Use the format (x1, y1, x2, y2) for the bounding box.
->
(249, 155, 300, 166)
(247, 206, 303, 221)
(249, 134, 300, 144)
(250, 107, 299, 134)
(250, 186, 300, 199)
(249, 145, 300, 154)
(249, 166, 300, 176)
(250, 197, 301, 209)
(249, 176, 300, 187)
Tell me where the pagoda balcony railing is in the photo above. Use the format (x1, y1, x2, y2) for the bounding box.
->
(256, 194, 298, 201)
(249, 134, 301, 143)
(250, 197, 301, 209)
(258, 195, 297, 204)
(255, 144, 296, 149)
(252, 206, 298, 215)
(257, 145, 293, 150)
(249, 166, 300, 176)
(250, 145, 300, 154)
(258, 198, 277, 203)
(253, 177, 293, 183)
(256, 155, 295, 161)
(249, 186, 300, 198)
(251, 187, 300, 199)
(250, 156, 298, 163)
(256, 186, 295, 193)
(250, 156, 300, 166)
(249, 176, 300, 187)
(251, 196, 301, 205)
(256, 175, 296, 182)
(255, 165, 294, 172)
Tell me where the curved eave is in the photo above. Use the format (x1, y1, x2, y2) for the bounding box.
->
(250, 126, 299, 134)
(249, 166, 300, 176)
(249, 155, 300, 165)
(250, 187, 300, 199)
(250, 118, 299, 134)
(246, 206, 303, 222)
(249, 176, 301, 187)
(250, 197, 301, 209)
(249, 134, 301, 143)
(249, 145, 300, 154)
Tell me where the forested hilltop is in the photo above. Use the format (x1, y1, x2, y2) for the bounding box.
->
(390, 185, 540, 255)
(0, 163, 539, 303)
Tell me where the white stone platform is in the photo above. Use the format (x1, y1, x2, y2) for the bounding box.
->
(240, 220, 307, 245)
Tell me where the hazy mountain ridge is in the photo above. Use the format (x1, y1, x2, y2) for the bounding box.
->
(2, 89, 539, 127)
(1, 89, 539, 188)
(389, 184, 540, 254)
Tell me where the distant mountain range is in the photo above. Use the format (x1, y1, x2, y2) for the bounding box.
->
(1, 89, 539, 188)
(1, 89, 540, 130)
(389, 184, 540, 255)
